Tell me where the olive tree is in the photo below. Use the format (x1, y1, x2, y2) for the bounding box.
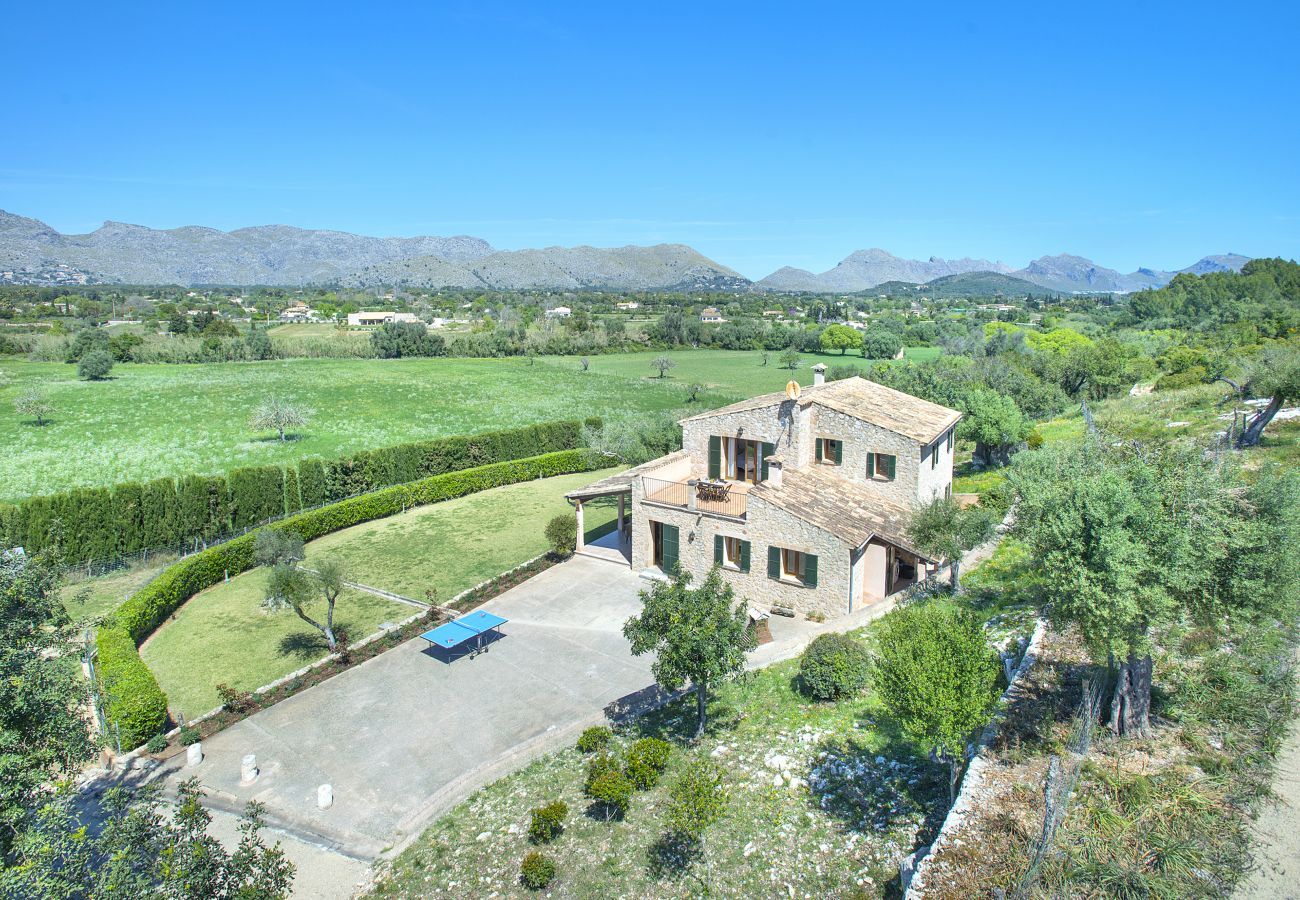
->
(960, 388, 1033, 468)
(77, 349, 114, 381)
(624, 567, 755, 738)
(652, 355, 676, 378)
(1237, 343, 1300, 448)
(262, 557, 346, 651)
(873, 603, 999, 802)
(906, 497, 995, 591)
(14, 388, 54, 426)
(249, 396, 308, 442)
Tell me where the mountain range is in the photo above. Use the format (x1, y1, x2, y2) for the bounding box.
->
(0, 208, 1251, 293)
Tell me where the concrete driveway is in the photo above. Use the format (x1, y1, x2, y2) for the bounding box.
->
(155, 555, 654, 860)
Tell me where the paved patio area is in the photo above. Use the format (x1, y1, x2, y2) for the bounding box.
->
(152, 555, 654, 860)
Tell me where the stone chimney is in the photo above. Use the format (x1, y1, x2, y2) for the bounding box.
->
(812, 363, 827, 387)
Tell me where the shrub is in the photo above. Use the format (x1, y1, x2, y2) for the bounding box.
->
(519, 851, 556, 890)
(625, 737, 672, 789)
(587, 769, 633, 820)
(1026, 428, 1045, 450)
(798, 632, 871, 701)
(77, 349, 115, 380)
(576, 725, 612, 753)
(1155, 366, 1209, 391)
(666, 759, 728, 839)
(145, 734, 168, 755)
(545, 513, 578, 557)
(95, 626, 168, 749)
(216, 682, 257, 714)
(179, 726, 201, 746)
(528, 801, 568, 843)
(583, 752, 621, 793)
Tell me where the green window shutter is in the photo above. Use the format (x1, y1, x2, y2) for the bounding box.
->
(884, 454, 896, 480)
(767, 545, 781, 579)
(662, 524, 679, 574)
(714, 533, 723, 565)
(708, 436, 721, 479)
(833, 441, 843, 464)
(740, 540, 751, 573)
(804, 553, 818, 588)
(866, 452, 876, 477)
(815, 438, 823, 462)
(760, 442, 774, 481)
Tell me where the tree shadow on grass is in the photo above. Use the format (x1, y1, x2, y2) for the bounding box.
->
(646, 831, 703, 880)
(275, 620, 359, 661)
(624, 689, 744, 746)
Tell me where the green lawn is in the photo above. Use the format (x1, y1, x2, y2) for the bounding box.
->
(0, 357, 718, 502)
(140, 468, 620, 717)
(539, 347, 940, 396)
(61, 557, 176, 622)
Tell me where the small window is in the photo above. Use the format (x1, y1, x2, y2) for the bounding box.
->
(931, 442, 939, 469)
(868, 452, 896, 481)
(816, 437, 843, 466)
(724, 536, 744, 569)
(945, 428, 954, 452)
(781, 548, 806, 582)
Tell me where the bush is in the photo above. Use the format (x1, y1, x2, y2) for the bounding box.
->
(586, 769, 633, 820)
(545, 513, 578, 557)
(179, 726, 201, 746)
(519, 851, 556, 890)
(145, 734, 168, 755)
(666, 759, 728, 839)
(95, 626, 168, 749)
(799, 632, 871, 701)
(1155, 366, 1209, 391)
(527, 801, 568, 843)
(216, 682, 258, 714)
(77, 349, 115, 380)
(1026, 428, 1045, 450)
(583, 752, 621, 792)
(625, 737, 672, 789)
(576, 725, 612, 753)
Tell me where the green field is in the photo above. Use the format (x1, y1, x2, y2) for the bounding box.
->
(141, 468, 620, 716)
(0, 357, 718, 502)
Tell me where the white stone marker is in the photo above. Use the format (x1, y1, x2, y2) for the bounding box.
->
(186, 742, 203, 767)
(240, 753, 259, 785)
(317, 784, 333, 810)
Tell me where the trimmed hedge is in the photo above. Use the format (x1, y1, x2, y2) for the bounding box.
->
(96, 625, 169, 750)
(3, 420, 584, 565)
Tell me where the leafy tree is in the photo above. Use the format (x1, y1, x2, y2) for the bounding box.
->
(960, 388, 1033, 468)
(64, 328, 110, 363)
(248, 397, 308, 442)
(873, 603, 999, 802)
(262, 558, 346, 650)
(623, 567, 755, 738)
(685, 382, 703, 402)
(906, 497, 994, 591)
(544, 514, 577, 557)
(108, 332, 144, 362)
(0, 548, 95, 858)
(253, 529, 305, 567)
(1236, 342, 1300, 447)
(861, 329, 903, 360)
(370, 320, 444, 358)
(14, 388, 53, 426)
(652, 355, 676, 378)
(779, 349, 801, 370)
(819, 323, 862, 355)
(245, 326, 274, 360)
(1, 778, 294, 898)
(167, 309, 191, 335)
(77, 349, 114, 380)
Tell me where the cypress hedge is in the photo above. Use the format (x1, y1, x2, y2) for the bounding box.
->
(100, 447, 602, 747)
(3, 420, 584, 565)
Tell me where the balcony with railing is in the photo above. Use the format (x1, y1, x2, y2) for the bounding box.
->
(641, 475, 749, 519)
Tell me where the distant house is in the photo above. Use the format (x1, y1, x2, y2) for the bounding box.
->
(700, 307, 724, 323)
(347, 311, 420, 327)
(616, 301, 640, 311)
(279, 303, 315, 322)
(762, 310, 784, 317)
(545, 306, 572, 319)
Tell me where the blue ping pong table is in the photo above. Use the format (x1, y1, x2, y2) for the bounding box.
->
(420, 610, 508, 658)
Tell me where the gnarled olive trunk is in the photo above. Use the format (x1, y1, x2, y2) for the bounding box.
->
(1107, 652, 1152, 738)
(694, 679, 709, 739)
(1237, 396, 1283, 448)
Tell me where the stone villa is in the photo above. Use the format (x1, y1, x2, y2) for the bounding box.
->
(566, 365, 962, 618)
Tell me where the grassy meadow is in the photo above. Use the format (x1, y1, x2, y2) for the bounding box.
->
(0, 357, 718, 502)
(0, 348, 941, 503)
(141, 468, 620, 716)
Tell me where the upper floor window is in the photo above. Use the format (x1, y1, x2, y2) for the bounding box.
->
(868, 452, 896, 481)
(816, 437, 843, 466)
(709, 436, 768, 483)
(946, 428, 954, 452)
(931, 441, 939, 469)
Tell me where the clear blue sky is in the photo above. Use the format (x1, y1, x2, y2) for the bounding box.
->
(4, 0, 1297, 279)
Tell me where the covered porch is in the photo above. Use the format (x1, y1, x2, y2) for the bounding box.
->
(565, 471, 634, 566)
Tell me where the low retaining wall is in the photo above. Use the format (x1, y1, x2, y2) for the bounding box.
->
(904, 617, 1048, 898)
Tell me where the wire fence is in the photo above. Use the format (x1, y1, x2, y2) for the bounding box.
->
(1007, 676, 1105, 899)
(83, 632, 121, 754)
